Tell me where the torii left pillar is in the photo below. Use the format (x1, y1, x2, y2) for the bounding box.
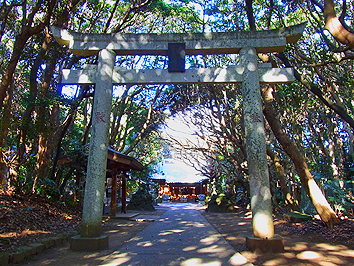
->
(70, 49, 115, 251)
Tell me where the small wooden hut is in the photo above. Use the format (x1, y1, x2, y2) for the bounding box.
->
(106, 148, 143, 215)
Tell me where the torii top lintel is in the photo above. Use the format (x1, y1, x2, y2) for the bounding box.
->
(51, 23, 306, 56)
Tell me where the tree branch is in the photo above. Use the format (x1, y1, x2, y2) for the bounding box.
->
(324, 0, 354, 48)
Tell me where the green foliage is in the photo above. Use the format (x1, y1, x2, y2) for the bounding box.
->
(324, 180, 354, 216)
(9, 156, 37, 194)
(126, 185, 155, 211)
(206, 193, 235, 212)
(126, 178, 139, 195)
(35, 178, 60, 199)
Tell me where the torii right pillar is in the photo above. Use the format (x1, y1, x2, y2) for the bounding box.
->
(241, 47, 283, 252)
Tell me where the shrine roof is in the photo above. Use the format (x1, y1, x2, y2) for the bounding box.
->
(107, 148, 143, 171)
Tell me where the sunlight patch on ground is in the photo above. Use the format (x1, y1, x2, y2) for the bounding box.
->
(83, 253, 101, 259)
(318, 261, 340, 266)
(262, 258, 288, 266)
(331, 249, 354, 257)
(197, 245, 227, 254)
(130, 236, 143, 241)
(0, 229, 50, 238)
(105, 230, 119, 233)
(100, 252, 131, 266)
(183, 246, 198, 251)
(38, 259, 56, 265)
(228, 253, 250, 266)
(323, 255, 347, 265)
(200, 234, 220, 245)
(296, 251, 321, 260)
(181, 258, 221, 266)
(158, 229, 185, 236)
(282, 252, 296, 258)
(315, 243, 341, 251)
(245, 212, 252, 218)
(179, 221, 206, 228)
(137, 241, 153, 247)
(291, 242, 308, 251)
(115, 223, 134, 227)
(194, 223, 206, 227)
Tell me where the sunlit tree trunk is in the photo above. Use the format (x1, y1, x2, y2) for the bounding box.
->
(324, 0, 354, 48)
(262, 86, 339, 228)
(327, 116, 339, 177)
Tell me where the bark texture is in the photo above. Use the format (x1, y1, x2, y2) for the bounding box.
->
(262, 86, 339, 228)
(266, 147, 299, 211)
(324, 0, 354, 48)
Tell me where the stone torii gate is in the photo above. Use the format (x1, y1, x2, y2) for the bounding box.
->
(52, 23, 305, 252)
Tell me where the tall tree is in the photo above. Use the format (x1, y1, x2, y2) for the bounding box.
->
(262, 85, 339, 228)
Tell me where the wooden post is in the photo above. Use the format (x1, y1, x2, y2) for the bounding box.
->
(121, 172, 127, 213)
(111, 170, 117, 217)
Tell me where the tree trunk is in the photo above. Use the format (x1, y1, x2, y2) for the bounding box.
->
(0, 83, 13, 190)
(123, 87, 161, 155)
(324, 0, 354, 48)
(266, 147, 299, 210)
(50, 86, 90, 181)
(245, 0, 256, 31)
(0, 0, 57, 187)
(17, 34, 51, 175)
(262, 86, 339, 228)
(33, 54, 57, 191)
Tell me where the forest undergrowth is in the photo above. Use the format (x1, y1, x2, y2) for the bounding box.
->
(0, 192, 81, 253)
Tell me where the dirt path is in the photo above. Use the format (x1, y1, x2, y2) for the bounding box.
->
(202, 210, 354, 266)
(12, 204, 354, 266)
(16, 207, 168, 266)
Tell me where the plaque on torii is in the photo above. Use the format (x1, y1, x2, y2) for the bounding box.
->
(52, 23, 306, 252)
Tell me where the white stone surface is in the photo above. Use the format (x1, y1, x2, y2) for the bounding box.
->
(240, 47, 274, 238)
(52, 23, 306, 56)
(81, 49, 115, 237)
(61, 66, 294, 85)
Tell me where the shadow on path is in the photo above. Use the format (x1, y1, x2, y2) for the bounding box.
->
(100, 203, 251, 266)
(203, 211, 354, 266)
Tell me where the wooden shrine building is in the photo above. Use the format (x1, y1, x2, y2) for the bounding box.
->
(153, 178, 208, 202)
(106, 148, 143, 215)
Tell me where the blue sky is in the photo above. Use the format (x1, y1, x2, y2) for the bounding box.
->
(156, 113, 206, 183)
(156, 158, 202, 183)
